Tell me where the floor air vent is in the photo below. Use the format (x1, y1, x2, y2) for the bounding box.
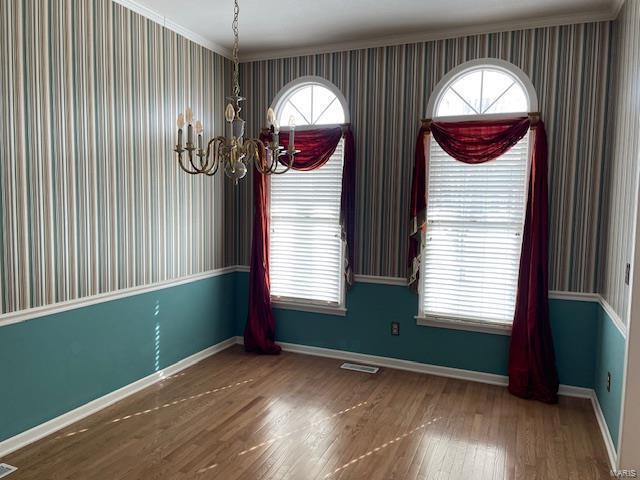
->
(0, 464, 17, 478)
(340, 362, 379, 374)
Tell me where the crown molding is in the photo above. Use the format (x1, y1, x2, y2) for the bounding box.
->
(112, 0, 620, 64)
(610, 0, 626, 17)
(110, 0, 233, 60)
(239, 8, 616, 63)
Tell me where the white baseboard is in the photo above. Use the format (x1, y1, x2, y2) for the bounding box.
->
(235, 336, 615, 469)
(0, 337, 237, 459)
(235, 336, 592, 397)
(591, 391, 618, 470)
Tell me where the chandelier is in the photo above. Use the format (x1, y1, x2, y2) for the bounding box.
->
(173, 0, 298, 183)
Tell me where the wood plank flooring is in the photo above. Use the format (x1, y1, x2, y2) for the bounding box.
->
(3, 345, 611, 479)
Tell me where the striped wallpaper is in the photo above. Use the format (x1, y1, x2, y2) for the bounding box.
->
(231, 22, 612, 293)
(0, 0, 625, 317)
(600, 0, 640, 323)
(0, 0, 231, 315)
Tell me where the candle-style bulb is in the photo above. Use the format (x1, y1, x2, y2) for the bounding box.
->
(225, 103, 236, 123)
(177, 113, 185, 129)
(195, 120, 203, 134)
(267, 108, 276, 126)
(289, 116, 296, 152)
(273, 119, 280, 134)
(185, 108, 193, 123)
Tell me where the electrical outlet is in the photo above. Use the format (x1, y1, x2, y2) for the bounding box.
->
(391, 322, 400, 336)
(625, 264, 631, 285)
(607, 371, 611, 392)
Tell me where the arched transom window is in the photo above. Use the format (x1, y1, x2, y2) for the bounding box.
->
(420, 60, 536, 330)
(277, 82, 346, 126)
(269, 77, 348, 312)
(434, 66, 529, 117)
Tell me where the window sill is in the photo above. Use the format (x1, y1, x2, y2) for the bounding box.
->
(272, 299, 347, 317)
(415, 315, 511, 336)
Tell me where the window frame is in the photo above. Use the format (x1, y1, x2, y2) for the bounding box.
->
(416, 59, 538, 336)
(269, 76, 349, 317)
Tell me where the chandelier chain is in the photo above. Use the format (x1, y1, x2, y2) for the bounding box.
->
(173, 0, 298, 182)
(232, 0, 240, 97)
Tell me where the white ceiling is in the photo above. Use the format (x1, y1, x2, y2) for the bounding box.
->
(124, 0, 619, 61)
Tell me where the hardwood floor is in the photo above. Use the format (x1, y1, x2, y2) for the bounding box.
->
(3, 345, 611, 479)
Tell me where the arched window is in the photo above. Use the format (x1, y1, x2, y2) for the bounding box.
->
(269, 77, 349, 312)
(420, 59, 537, 330)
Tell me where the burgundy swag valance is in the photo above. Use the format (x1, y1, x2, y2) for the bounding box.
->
(244, 126, 356, 354)
(408, 116, 559, 404)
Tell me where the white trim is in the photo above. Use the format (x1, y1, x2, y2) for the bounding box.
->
(548, 290, 600, 302)
(426, 58, 539, 117)
(558, 384, 594, 398)
(232, 267, 411, 287)
(0, 267, 239, 328)
(617, 63, 640, 466)
(234, 336, 595, 398)
(599, 296, 628, 338)
(611, 0, 626, 17)
(235, 335, 511, 386)
(416, 315, 511, 336)
(0, 337, 237, 458)
(271, 300, 347, 317)
(353, 275, 408, 286)
(239, 9, 615, 63)
(232, 268, 615, 307)
(111, 0, 617, 64)
(271, 76, 351, 124)
(428, 112, 531, 123)
(110, 0, 232, 59)
(591, 390, 619, 470)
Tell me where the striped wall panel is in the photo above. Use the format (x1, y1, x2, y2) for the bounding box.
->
(600, 0, 640, 323)
(0, 0, 231, 315)
(231, 22, 612, 293)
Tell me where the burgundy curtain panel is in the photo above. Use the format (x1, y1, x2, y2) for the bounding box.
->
(408, 124, 429, 291)
(244, 137, 281, 354)
(278, 127, 344, 170)
(408, 116, 559, 403)
(341, 128, 356, 285)
(244, 126, 356, 354)
(430, 118, 531, 163)
(508, 122, 559, 404)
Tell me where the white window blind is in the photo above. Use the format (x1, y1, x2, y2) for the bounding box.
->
(269, 139, 344, 305)
(420, 136, 530, 325)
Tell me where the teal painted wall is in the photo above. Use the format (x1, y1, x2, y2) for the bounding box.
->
(594, 305, 626, 448)
(0, 273, 236, 443)
(234, 272, 597, 388)
(1, 270, 624, 449)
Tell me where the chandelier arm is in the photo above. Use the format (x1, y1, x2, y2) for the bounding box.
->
(271, 153, 294, 175)
(200, 137, 223, 174)
(268, 150, 280, 174)
(187, 148, 206, 174)
(246, 139, 272, 175)
(176, 151, 200, 175)
(205, 137, 226, 176)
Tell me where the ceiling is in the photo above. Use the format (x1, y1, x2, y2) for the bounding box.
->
(125, 0, 619, 61)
